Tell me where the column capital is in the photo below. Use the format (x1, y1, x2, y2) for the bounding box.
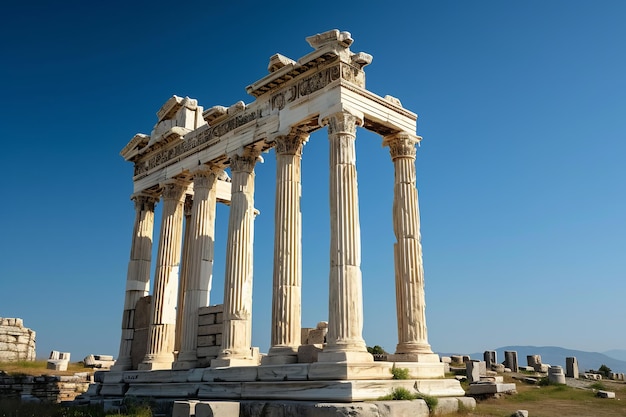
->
(383, 132, 422, 160)
(272, 130, 309, 156)
(321, 111, 363, 137)
(191, 165, 222, 189)
(228, 149, 263, 173)
(131, 192, 159, 211)
(160, 180, 188, 201)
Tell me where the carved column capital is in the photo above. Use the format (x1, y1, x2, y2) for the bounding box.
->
(160, 180, 188, 202)
(191, 166, 221, 190)
(229, 150, 262, 173)
(132, 192, 159, 212)
(322, 112, 363, 137)
(273, 131, 309, 156)
(384, 132, 422, 160)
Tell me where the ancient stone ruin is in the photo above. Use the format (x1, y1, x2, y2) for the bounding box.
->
(84, 29, 472, 415)
(0, 317, 35, 362)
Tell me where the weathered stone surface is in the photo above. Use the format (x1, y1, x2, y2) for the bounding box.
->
(195, 401, 240, 417)
(548, 365, 566, 384)
(597, 390, 616, 399)
(566, 356, 579, 379)
(0, 318, 35, 362)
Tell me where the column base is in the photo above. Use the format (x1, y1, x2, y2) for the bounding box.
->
(110, 356, 133, 372)
(387, 352, 441, 363)
(261, 346, 299, 365)
(317, 350, 373, 363)
(137, 353, 174, 370)
(172, 351, 199, 370)
(211, 347, 260, 368)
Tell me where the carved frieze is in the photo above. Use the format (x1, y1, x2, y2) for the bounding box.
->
(133, 62, 365, 178)
(270, 62, 364, 111)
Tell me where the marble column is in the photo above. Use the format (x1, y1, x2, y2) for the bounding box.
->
(318, 112, 372, 363)
(112, 193, 158, 371)
(384, 132, 435, 361)
(174, 167, 220, 369)
(139, 180, 187, 370)
(263, 132, 308, 365)
(212, 151, 261, 367)
(175, 195, 193, 355)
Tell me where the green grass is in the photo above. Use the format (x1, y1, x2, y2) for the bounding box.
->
(0, 398, 152, 417)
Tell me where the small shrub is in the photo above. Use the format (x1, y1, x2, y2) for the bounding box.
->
(590, 381, 607, 391)
(392, 387, 415, 400)
(415, 392, 438, 413)
(391, 365, 410, 380)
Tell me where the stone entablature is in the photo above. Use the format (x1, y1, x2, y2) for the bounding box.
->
(0, 318, 35, 362)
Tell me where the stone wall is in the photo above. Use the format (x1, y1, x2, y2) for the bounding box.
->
(0, 318, 36, 362)
(0, 373, 90, 402)
(196, 305, 223, 367)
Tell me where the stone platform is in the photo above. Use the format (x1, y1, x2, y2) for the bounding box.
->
(91, 362, 464, 402)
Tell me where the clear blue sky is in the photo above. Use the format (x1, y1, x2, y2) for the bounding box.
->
(1, 1, 624, 362)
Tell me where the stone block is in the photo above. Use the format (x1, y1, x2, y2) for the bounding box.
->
(197, 346, 221, 358)
(466, 361, 481, 383)
(492, 363, 505, 373)
(47, 360, 68, 371)
(297, 344, 323, 363)
(483, 351, 496, 369)
(198, 335, 216, 347)
(566, 357, 579, 378)
(172, 400, 198, 417)
(258, 364, 310, 381)
(504, 351, 518, 372)
(307, 329, 326, 344)
(195, 401, 240, 417)
(597, 390, 616, 398)
(300, 328, 313, 344)
(526, 354, 541, 367)
(197, 383, 242, 399)
(372, 400, 429, 417)
(450, 355, 463, 365)
(468, 382, 517, 395)
(198, 324, 223, 336)
(433, 397, 461, 415)
(512, 411, 529, 417)
(440, 356, 451, 364)
(198, 314, 216, 326)
(202, 366, 258, 382)
(548, 365, 566, 384)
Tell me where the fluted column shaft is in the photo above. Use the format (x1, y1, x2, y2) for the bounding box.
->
(213, 152, 260, 366)
(175, 168, 220, 369)
(265, 133, 307, 363)
(384, 132, 432, 355)
(112, 193, 157, 371)
(175, 196, 193, 354)
(319, 112, 371, 362)
(139, 180, 187, 370)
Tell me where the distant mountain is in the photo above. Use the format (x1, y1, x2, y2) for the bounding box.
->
(446, 346, 626, 374)
(604, 349, 626, 362)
